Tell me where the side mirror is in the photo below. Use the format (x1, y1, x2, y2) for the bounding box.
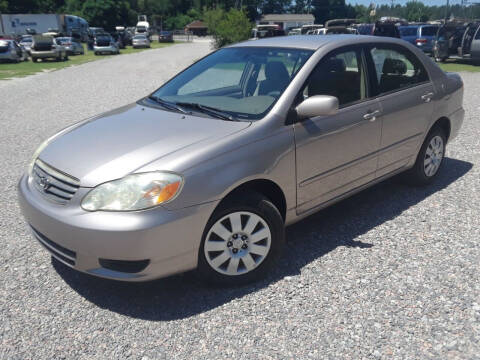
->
(295, 95, 339, 120)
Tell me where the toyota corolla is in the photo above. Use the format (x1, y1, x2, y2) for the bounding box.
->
(18, 35, 464, 285)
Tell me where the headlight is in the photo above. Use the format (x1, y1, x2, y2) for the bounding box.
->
(81, 172, 183, 212)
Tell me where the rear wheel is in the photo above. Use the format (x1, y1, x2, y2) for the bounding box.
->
(405, 127, 446, 186)
(197, 193, 285, 285)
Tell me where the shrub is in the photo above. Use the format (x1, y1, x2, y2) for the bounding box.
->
(205, 8, 252, 48)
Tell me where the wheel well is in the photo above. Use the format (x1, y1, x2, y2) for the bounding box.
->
(220, 179, 287, 222)
(431, 117, 451, 140)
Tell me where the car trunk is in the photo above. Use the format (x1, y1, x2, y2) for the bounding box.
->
(32, 37, 54, 51)
(96, 38, 111, 46)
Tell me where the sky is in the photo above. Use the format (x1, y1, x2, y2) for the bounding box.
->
(345, 0, 464, 6)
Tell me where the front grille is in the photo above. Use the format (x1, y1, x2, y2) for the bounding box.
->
(96, 41, 111, 47)
(31, 226, 76, 267)
(32, 159, 80, 205)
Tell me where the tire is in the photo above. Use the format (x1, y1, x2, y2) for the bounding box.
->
(94, 52, 98, 55)
(197, 192, 285, 286)
(32, 57, 37, 63)
(405, 127, 447, 186)
(64, 54, 69, 61)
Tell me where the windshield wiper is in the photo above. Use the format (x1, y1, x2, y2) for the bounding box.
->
(147, 96, 188, 114)
(175, 102, 237, 121)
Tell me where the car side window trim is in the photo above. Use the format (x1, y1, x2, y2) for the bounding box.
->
(365, 43, 431, 98)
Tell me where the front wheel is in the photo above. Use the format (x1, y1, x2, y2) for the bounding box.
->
(197, 193, 285, 285)
(405, 127, 446, 186)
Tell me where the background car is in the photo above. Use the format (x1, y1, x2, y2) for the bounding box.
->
(30, 35, 68, 62)
(415, 24, 439, 53)
(56, 37, 84, 55)
(132, 34, 150, 48)
(398, 25, 419, 45)
(19, 35, 33, 54)
(373, 20, 401, 38)
(158, 31, 173, 43)
(0, 40, 29, 62)
(93, 34, 120, 55)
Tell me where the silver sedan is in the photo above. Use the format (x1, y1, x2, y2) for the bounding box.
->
(56, 37, 85, 55)
(0, 40, 28, 62)
(132, 34, 150, 48)
(18, 35, 464, 285)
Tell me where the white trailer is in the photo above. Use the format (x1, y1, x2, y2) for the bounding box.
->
(0, 14, 89, 40)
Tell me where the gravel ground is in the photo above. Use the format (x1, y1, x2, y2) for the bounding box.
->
(1, 42, 479, 359)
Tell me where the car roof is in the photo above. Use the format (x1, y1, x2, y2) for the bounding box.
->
(228, 34, 410, 50)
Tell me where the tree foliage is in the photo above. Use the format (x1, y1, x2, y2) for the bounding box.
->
(3, 0, 480, 32)
(205, 8, 252, 48)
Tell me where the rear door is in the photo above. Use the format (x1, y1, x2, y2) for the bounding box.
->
(366, 43, 434, 178)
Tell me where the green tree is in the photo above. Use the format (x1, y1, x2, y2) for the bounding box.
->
(0, 0, 8, 12)
(205, 8, 252, 48)
(81, 0, 134, 30)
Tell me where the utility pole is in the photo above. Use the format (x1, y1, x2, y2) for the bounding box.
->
(444, 0, 450, 22)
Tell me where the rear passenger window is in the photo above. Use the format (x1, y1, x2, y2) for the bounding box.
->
(303, 50, 366, 107)
(370, 46, 429, 95)
(420, 26, 437, 36)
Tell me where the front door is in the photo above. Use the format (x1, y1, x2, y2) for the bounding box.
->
(294, 46, 382, 214)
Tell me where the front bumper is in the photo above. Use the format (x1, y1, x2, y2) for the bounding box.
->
(132, 42, 149, 47)
(93, 45, 117, 54)
(18, 174, 218, 281)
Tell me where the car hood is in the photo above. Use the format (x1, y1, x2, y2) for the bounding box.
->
(39, 103, 251, 187)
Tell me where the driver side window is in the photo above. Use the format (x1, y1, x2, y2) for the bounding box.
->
(303, 49, 366, 107)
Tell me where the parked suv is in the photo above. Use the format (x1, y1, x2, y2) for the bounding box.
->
(30, 35, 68, 62)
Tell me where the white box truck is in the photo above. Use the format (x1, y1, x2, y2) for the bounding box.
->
(0, 14, 89, 41)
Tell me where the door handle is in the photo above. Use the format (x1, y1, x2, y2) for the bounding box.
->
(421, 92, 434, 102)
(363, 110, 381, 122)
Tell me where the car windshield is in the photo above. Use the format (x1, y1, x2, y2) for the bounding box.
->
(150, 47, 313, 120)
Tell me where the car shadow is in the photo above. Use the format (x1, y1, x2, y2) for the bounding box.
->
(53, 157, 472, 321)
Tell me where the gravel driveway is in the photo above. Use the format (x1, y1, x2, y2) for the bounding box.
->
(1, 42, 479, 359)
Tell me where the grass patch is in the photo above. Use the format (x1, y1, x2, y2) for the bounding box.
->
(437, 60, 480, 73)
(0, 42, 175, 80)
